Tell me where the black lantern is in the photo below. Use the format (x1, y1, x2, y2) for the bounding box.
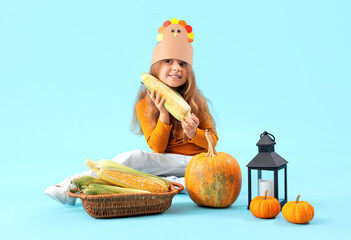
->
(247, 131, 288, 209)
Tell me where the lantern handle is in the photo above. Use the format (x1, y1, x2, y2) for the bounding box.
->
(260, 131, 275, 141)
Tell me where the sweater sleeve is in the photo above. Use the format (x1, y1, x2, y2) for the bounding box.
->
(188, 99, 218, 150)
(188, 128, 218, 150)
(136, 99, 173, 153)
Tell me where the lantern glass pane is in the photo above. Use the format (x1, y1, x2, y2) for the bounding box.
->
(278, 169, 285, 202)
(251, 170, 258, 197)
(260, 170, 274, 180)
(257, 170, 274, 197)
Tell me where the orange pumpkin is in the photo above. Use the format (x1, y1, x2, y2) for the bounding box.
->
(249, 190, 281, 219)
(184, 130, 242, 208)
(282, 194, 314, 224)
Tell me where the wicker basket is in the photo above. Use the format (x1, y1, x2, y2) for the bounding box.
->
(68, 182, 183, 218)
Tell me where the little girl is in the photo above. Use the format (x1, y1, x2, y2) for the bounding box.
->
(45, 18, 218, 205)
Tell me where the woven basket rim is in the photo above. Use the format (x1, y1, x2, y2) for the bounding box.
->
(68, 182, 183, 200)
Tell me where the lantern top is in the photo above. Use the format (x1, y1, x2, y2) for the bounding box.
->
(247, 131, 288, 169)
(246, 152, 288, 169)
(256, 131, 276, 146)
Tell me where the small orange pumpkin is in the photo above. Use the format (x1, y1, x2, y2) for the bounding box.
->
(249, 190, 281, 218)
(185, 130, 242, 208)
(282, 194, 314, 224)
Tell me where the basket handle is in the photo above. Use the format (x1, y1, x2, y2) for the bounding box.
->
(68, 191, 80, 198)
(171, 182, 184, 193)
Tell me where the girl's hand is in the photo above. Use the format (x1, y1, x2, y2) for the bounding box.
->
(181, 113, 200, 139)
(148, 89, 170, 124)
(148, 89, 168, 115)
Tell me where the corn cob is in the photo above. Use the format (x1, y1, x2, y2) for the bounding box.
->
(85, 159, 170, 193)
(83, 184, 151, 195)
(70, 176, 113, 193)
(140, 73, 191, 121)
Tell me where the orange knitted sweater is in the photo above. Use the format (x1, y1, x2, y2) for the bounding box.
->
(136, 97, 218, 156)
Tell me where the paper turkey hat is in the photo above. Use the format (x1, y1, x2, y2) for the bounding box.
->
(151, 18, 194, 66)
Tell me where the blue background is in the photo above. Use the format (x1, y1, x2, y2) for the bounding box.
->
(1, 0, 350, 239)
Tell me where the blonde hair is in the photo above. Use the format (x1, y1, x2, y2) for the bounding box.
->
(130, 60, 215, 139)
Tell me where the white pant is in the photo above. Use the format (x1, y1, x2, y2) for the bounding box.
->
(80, 150, 193, 177)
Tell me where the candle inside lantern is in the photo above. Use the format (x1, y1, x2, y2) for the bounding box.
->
(258, 179, 274, 197)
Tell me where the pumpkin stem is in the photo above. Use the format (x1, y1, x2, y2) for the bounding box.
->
(204, 129, 217, 157)
(296, 194, 301, 204)
(263, 190, 268, 200)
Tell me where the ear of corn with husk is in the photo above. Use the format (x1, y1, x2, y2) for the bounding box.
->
(70, 176, 113, 193)
(85, 159, 170, 193)
(140, 73, 191, 121)
(83, 184, 151, 195)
